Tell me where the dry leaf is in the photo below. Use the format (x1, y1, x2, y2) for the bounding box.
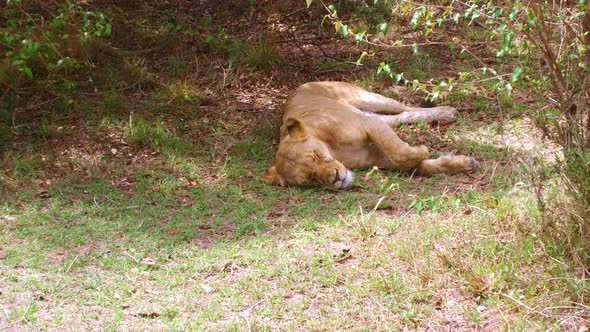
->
(133, 312, 160, 318)
(141, 257, 156, 265)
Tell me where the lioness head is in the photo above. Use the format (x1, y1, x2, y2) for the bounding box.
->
(263, 118, 354, 190)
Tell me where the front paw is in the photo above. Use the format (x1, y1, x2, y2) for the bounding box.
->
(455, 155, 479, 173)
(463, 156, 479, 173)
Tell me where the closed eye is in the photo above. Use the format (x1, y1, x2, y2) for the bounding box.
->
(313, 150, 329, 162)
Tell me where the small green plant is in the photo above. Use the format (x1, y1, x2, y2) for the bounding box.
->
(406, 54, 441, 81)
(100, 92, 124, 113)
(409, 196, 438, 215)
(1, 2, 111, 81)
(125, 114, 187, 152)
(409, 196, 461, 215)
(229, 37, 283, 70)
(351, 206, 377, 239)
(154, 81, 214, 107)
(1, 1, 112, 123)
(36, 118, 63, 139)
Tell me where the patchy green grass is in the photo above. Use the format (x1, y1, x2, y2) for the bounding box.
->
(229, 37, 284, 70)
(1, 12, 588, 331)
(1, 87, 588, 330)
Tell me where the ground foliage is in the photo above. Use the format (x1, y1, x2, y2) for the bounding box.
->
(1, 0, 590, 330)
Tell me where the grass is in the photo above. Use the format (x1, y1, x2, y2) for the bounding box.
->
(1, 9, 589, 332)
(1, 102, 588, 330)
(229, 37, 283, 70)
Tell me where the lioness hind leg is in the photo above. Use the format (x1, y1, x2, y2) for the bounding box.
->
(349, 88, 457, 120)
(416, 154, 479, 175)
(367, 107, 457, 125)
(347, 91, 410, 114)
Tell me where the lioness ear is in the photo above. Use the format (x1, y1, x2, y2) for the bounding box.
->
(285, 118, 306, 140)
(262, 166, 286, 186)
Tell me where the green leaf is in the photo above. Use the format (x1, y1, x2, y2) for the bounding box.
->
(509, 5, 520, 21)
(411, 9, 422, 29)
(356, 52, 367, 66)
(380, 22, 389, 34)
(377, 63, 393, 78)
(355, 30, 366, 42)
(414, 200, 424, 215)
(453, 12, 460, 24)
(448, 41, 454, 52)
(494, 7, 503, 19)
(426, 197, 437, 212)
(305, 0, 312, 8)
(458, 71, 468, 82)
(22, 66, 33, 79)
(411, 43, 418, 54)
(497, 30, 515, 58)
(511, 67, 523, 82)
(341, 24, 349, 38)
(382, 64, 392, 77)
(469, 10, 481, 25)
(328, 5, 337, 15)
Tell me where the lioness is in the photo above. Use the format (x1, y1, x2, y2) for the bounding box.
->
(263, 82, 479, 190)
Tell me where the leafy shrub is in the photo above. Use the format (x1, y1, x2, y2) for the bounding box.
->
(0, 0, 112, 111)
(312, 0, 590, 268)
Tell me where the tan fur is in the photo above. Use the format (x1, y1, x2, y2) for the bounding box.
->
(263, 82, 479, 189)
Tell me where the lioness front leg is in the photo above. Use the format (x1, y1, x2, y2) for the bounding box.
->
(416, 154, 479, 175)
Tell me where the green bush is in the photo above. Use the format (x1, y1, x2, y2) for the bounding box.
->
(0, 0, 112, 111)
(312, 0, 590, 267)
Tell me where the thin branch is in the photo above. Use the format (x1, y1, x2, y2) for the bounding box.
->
(531, 3, 568, 95)
(494, 292, 551, 318)
(15, 96, 59, 113)
(365, 39, 495, 50)
(540, 305, 590, 317)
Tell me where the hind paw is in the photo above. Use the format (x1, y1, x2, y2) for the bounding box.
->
(432, 106, 458, 124)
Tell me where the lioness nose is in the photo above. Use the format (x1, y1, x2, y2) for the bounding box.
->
(331, 168, 341, 184)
